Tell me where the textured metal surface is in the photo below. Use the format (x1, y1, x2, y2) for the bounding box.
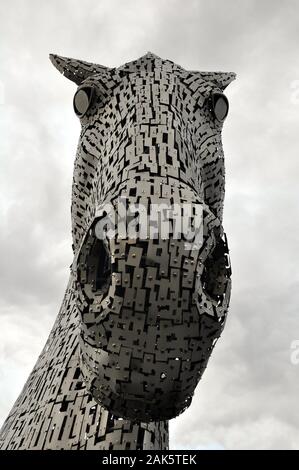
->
(0, 52, 234, 449)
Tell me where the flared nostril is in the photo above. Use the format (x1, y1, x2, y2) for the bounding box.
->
(77, 224, 111, 295)
(201, 233, 231, 302)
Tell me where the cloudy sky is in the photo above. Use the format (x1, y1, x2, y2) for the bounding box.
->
(1, 0, 299, 450)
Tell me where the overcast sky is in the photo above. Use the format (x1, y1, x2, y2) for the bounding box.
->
(0, 0, 299, 450)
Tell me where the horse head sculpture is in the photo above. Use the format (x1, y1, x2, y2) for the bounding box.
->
(50, 52, 234, 423)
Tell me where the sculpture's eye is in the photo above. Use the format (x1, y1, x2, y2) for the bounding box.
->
(73, 86, 95, 117)
(210, 92, 229, 122)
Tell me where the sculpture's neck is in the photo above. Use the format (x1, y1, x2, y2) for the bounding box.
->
(0, 273, 168, 450)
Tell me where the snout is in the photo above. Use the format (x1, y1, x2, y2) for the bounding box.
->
(75, 191, 230, 422)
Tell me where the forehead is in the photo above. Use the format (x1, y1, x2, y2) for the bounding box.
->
(86, 62, 215, 108)
(115, 54, 209, 95)
(75, 52, 235, 114)
(50, 51, 236, 93)
(117, 52, 185, 74)
(114, 54, 222, 95)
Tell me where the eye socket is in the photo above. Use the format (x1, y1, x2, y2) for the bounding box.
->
(210, 92, 229, 122)
(73, 86, 95, 117)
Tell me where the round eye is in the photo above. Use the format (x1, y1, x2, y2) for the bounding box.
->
(210, 92, 229, 122)
(73, 86, 95, 117)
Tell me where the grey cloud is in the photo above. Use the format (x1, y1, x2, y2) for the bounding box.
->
(1, 0, 299, 449)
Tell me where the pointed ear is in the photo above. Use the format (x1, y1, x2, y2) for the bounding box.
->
(199, 71, 236, 90)
(187, 70, 236, 90)
(49, 54, 111, 85)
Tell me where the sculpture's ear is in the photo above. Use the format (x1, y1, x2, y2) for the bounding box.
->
(49, 54, 111, 85)
(187, 70, 236, 90)
(200, 71, 236, 90)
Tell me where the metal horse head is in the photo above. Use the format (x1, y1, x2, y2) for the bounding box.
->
(50, 52, 235, 422)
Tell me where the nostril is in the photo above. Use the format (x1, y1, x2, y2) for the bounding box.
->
(77, 225, 111, 294)
(201, 234, 231, 303)
(93, 239, 111, 292)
